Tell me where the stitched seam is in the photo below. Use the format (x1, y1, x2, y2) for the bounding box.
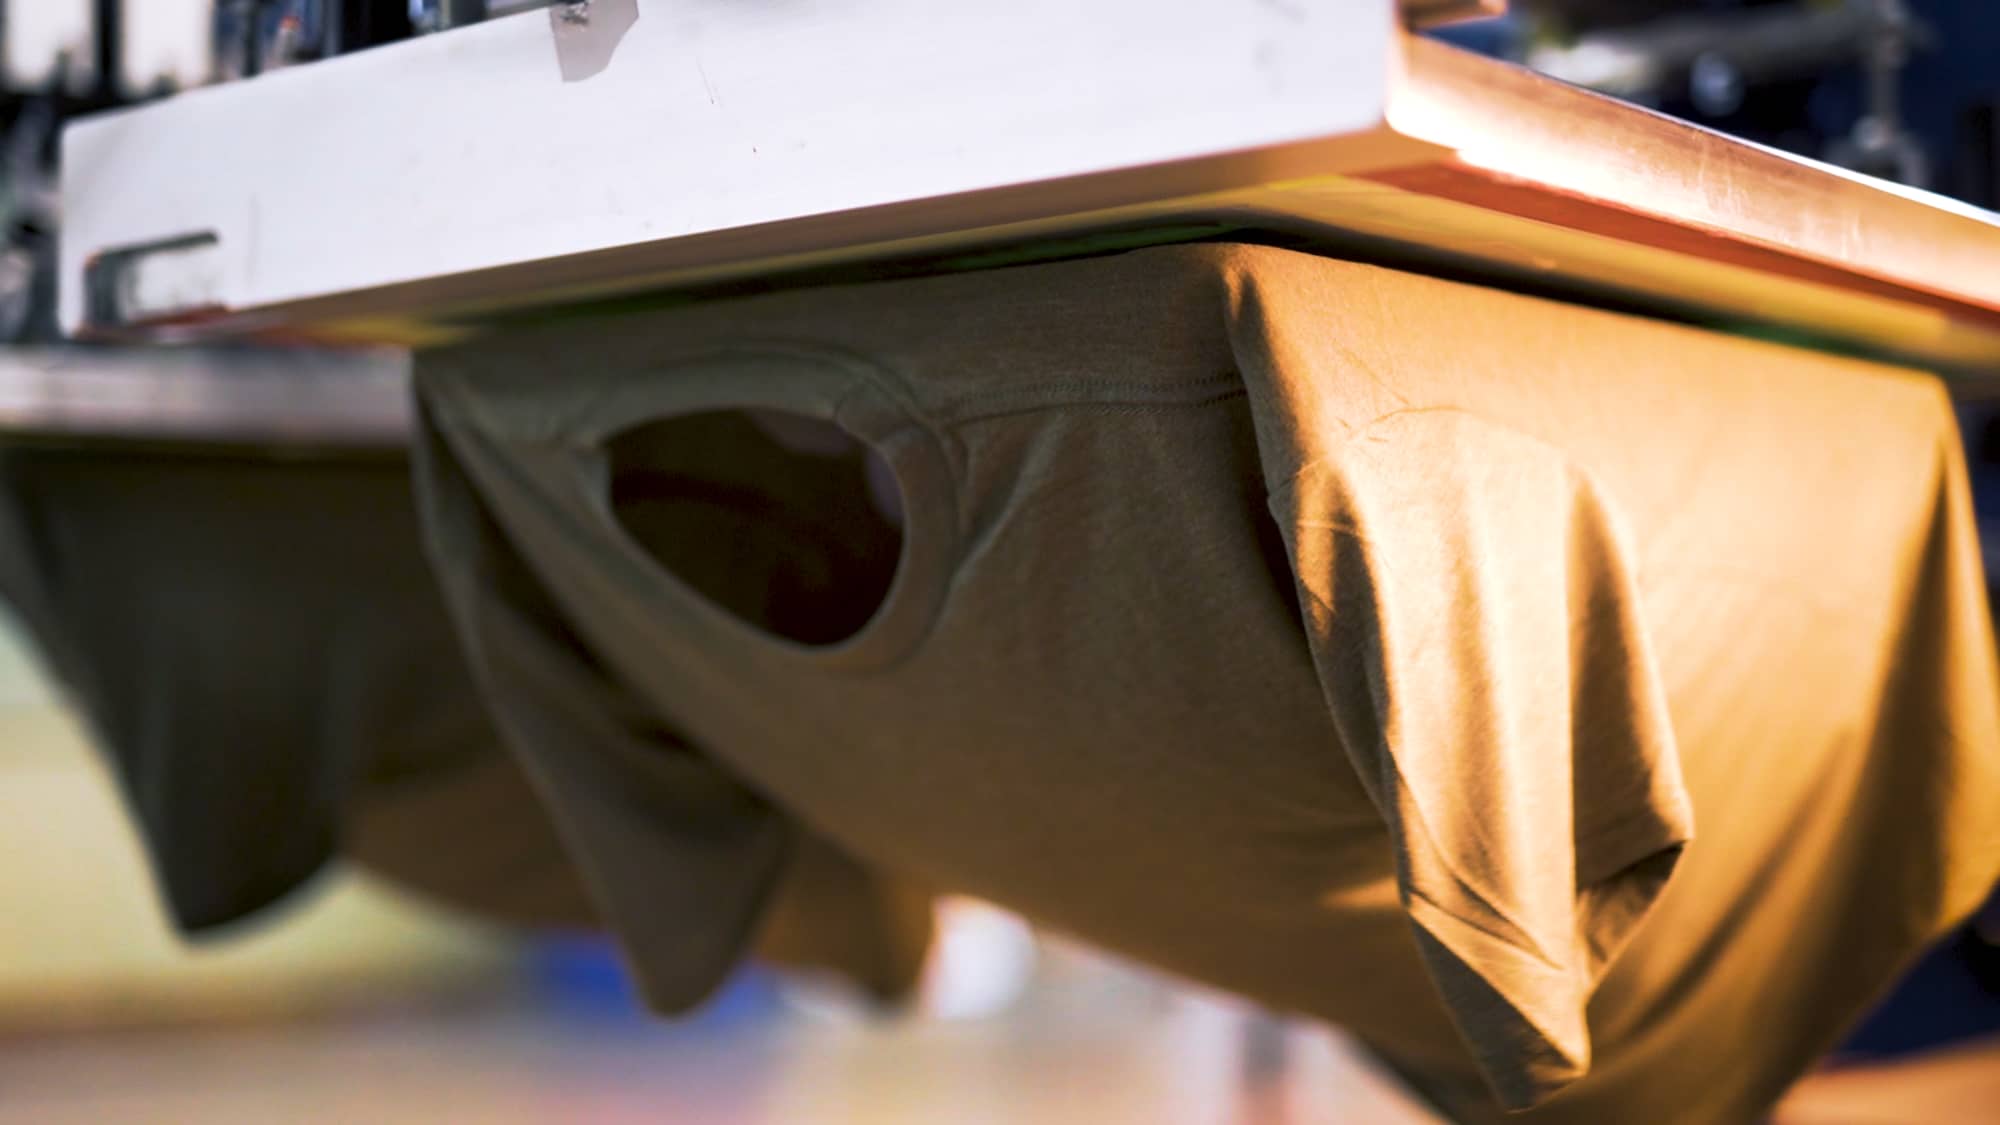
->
(430, 341, 934, 448)
(1572, 812, 1690, 887)
(944, 387, 1248, 429)
(936, 371, 1245, 416)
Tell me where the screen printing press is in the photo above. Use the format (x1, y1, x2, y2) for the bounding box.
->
(10, 0, 2000, 438)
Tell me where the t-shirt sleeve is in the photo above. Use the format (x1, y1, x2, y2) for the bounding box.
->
(414, 402, 794, 1013)
(1266, 407, 1693, 1110)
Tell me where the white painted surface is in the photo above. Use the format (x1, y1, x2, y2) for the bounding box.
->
(58, 0, 1397, 332)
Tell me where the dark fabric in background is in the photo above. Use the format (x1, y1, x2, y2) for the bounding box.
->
(0, 446, 493, 929)
(0, 444, 932, 1003)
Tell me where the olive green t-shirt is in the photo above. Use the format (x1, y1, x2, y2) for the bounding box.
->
(416, 244, 2000, 1123)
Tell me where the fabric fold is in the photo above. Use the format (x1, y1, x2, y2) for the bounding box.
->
(406, 241, 2000, 1123)
(417, 407, 802, 1011)
(1257, 404, 1690, 1109)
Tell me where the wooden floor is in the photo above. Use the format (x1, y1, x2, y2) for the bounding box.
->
(0, 989, 1995, 1124)
(0, 995, 1445, 1125)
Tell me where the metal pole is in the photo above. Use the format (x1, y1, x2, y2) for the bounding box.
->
(94, 0, 121, 98)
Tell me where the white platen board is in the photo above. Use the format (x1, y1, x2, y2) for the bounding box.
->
(55, 1, 2000, 371)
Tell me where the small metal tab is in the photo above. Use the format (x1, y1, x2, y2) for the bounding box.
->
(549, 0, 637, 82)
(84, 232, 224, 330)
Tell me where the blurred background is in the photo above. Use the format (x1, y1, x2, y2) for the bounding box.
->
(0, 601, 1458, 1125)
(0, 3, 1998, 1123)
